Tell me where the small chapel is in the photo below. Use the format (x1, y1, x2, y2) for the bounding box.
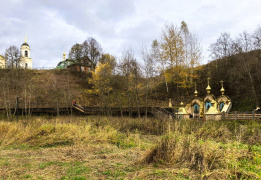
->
(178, 78, 232, 121)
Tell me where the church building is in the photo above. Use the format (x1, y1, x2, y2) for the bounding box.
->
(0, 55, 5, 69)
(19, 38, 33, 69)
(0, 37, 33, 69)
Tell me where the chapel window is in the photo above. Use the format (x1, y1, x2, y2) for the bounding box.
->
(220, 102, 225, 111)
(194, 104, 199, 114)
(205, 101, 211, 112)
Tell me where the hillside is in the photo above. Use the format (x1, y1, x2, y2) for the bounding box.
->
(1, 49, 260, 112)
(195, 50, 261, 111)
(0, 69, 88, 108)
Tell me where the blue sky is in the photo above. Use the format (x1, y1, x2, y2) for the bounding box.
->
(1, 0, 261, 68)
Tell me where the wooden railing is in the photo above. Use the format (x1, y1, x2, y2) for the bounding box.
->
(224, 111, 261, 120)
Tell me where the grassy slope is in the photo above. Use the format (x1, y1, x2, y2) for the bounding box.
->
(0, 116, 261, 179)
(0, 69, 89, 108)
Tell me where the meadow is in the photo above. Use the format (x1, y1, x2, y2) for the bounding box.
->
(0, 116, 260, 179)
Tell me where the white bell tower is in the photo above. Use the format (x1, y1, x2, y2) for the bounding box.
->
(20, 36, 33, 69)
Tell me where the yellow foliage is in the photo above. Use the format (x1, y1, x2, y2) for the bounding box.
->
(163, 65, 194, 88)
(90, 62, 113, 95)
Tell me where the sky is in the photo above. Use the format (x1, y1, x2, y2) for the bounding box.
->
(1, 0, 261, 68)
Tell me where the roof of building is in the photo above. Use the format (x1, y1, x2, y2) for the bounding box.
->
(22, 42, 30, 47)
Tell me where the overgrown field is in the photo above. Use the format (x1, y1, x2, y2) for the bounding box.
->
(0, 116, 261, 179)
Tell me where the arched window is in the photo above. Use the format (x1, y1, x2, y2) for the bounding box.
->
(194, 104, 199, 114)
(25, 63, 28, 69)
(25, 50, 28, 57)
(205, 101, 211, 112)
(220, 102, 225, 111)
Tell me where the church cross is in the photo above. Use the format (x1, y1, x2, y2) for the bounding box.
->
(220, 80, 224, 87)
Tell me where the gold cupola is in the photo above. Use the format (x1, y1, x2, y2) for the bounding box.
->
(220, 80, 225, 95)
(63, 51, 66, 61)
(194, 83, 198, 97)
(206, 77, 211, 94)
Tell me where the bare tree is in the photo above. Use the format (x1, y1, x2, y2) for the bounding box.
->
(82, 37, 102, 71)
(180, 21, 202, 83)
(238, 31, 259, 107)
(252, 26, 261, 61)
(252, 26, 261, 89)
(209, 32, 234, 69)
(69, 43, 83, 72)
(151, 39, 169, 93)
(5, 46, 20, 69)
(141, 44, 155, 116)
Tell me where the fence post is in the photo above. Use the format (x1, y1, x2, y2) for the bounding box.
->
(252, 111, 255, 120)
(221, 112, 225, 120)
(16, 97, 19, 121)
(235, 111, 237, 120)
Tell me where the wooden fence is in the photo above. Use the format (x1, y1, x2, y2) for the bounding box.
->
(224, 111, 261, 120)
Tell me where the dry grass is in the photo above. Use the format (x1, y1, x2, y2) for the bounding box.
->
(0, 116, 261, 179)
(142, 120, 261, 179)
(142, 132, 253, 179)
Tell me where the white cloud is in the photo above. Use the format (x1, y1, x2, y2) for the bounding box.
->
(1, 0, 261, 66)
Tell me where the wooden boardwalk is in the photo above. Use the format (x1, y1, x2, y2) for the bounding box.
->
(1, 105, 260, 122)
(0, 105, 177, 118)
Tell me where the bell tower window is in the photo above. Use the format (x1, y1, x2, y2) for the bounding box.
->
(25, 50, 28, 57)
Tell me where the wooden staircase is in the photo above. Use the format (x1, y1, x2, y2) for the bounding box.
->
(151, 107, 176, 120)
(73, 104, 85, 114)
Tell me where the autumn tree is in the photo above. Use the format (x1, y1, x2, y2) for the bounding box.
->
(155, 22, 202, 98)
(119, 48, 142, 117)
(99, 53, 116, 70)
(91, 62, 113, 115)
(161, 23, 184, 68)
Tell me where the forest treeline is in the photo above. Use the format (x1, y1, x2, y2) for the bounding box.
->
(1, 22, 261, 114)
(204, 27, 261, 111)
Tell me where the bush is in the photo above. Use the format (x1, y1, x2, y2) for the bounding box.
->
(143, 132, 227, 173)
